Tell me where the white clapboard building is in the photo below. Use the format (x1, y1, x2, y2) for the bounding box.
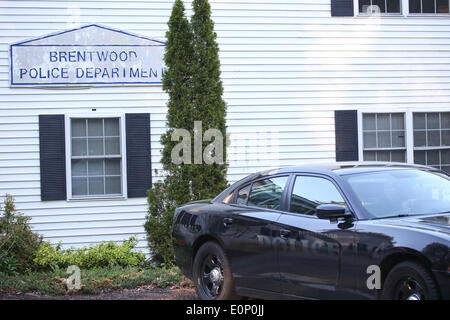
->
(1, 0, 450, 252)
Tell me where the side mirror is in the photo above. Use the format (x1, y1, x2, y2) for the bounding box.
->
(316, 204, 352, 221)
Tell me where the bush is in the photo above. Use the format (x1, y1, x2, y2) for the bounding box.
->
(0, 194, 42, 274)
(144, 182, 176, 266)
(33, 237, 146, 271)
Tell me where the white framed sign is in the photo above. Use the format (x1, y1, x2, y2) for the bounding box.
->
(9, 24, 165, 87)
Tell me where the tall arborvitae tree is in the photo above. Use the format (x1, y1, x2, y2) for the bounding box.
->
(145, 0, 228, 265)
(190, 0, 228, 199)
(145, 0, 195, 265)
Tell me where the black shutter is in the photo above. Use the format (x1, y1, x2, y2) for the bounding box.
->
(331, 0, 354, 16)
(39, 115, 66, 201)
(126, 113, 152, 198)
(335, 110, 359, 162)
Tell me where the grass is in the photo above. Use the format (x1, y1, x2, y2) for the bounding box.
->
(0, 265, 193, 296)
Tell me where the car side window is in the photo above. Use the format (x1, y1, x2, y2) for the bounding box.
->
(290, 176, 346, 216)
(236, 184, 251, 205)
(248, 176, 289, 210)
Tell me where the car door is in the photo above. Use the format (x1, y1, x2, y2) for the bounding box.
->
(218, 175, 289, 294)
(277, 174, 358, 299)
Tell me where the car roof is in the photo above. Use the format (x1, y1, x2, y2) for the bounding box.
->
(213, 162, 438, 203)
(255, 162, 435, 177)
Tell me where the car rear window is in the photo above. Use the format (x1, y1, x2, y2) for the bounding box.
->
(248, 176, 288, 210)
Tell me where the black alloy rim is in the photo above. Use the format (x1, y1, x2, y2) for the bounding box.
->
(200, 254, 224, 299)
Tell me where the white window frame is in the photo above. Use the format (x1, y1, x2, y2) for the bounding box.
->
(65, 113, 128, 201)
(358, 108, 450, 165)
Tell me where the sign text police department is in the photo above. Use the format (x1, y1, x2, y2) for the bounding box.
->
(10, 24, 165, 86)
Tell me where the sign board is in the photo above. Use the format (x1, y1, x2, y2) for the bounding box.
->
(9, 24, 165, 86)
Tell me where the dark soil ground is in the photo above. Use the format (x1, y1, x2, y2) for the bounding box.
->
(0, 286, 197, 300)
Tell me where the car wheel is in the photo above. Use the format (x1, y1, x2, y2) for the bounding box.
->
(192, 241, 239, 300)
(381, 261, 440, 300)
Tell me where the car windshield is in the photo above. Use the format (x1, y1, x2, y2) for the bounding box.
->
(343, 169, 450, 219)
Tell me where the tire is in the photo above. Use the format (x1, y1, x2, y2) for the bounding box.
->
(381, 261, 440, 300)
(192, 241, 239, 300)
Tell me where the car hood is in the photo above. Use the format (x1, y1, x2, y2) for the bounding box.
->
(372, 214, 450, 237)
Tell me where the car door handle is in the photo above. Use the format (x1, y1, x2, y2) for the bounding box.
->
(223, 218, 234, 227)
(280, 229, 290, 239)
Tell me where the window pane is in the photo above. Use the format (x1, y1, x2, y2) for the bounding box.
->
(387, 0, 401, 12)
(105, 159, 121, 175)
(377, 114, 390, 130)
(88, 119, 103, 136)
(88, 159, 103, 176)
(427, 113, 440, 129)
(72, 177, 87, 196)
(72, 119, 86, 137)
(414, 131, 426, 147)
(391, 113, 404, 130)
(72, 159, 87, 176)
(72, 138, 87, 156)
(363, 151, 376, 161)
(364, 132, 377, 148)
(442, 149, 450, 165)
(392, 131, 405, 148)
(359, 0, 371, 13)
(290, 176, 345, 216)
(89, 177, 104, 195)
(442, 113, 450, 129)
(427, 130, 440, 146)
(427, 150, 440, 165)
(422, 0, 436, 13)
(88, 138, 104, 155)
(363, 114, 376, 130)
(105, 137, 120, 155)
(248, 176, 288, 210)
(376, 151, 390, 161)
(237, 184, 250, 205)
(378, 131, 391, 148)
(373, 0, 386, 12)
(437, 0, 449, 13)
(442, 130, 450, 146)
(105, 118, 120, 136)
(409, 0, 421, 12)
(105, 177, 121, 194)
(414, 150, 426, 165)
(391, 150, 406, 162)
(413, 113, 426, 129)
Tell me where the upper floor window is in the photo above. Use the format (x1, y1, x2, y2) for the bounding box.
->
(359, 0, 402, 14)
(409, 0, 449, 13)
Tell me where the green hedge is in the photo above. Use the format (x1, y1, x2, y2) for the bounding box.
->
(33, 237, 146, 271)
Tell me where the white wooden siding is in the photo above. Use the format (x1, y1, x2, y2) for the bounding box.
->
(1, 0, 450, 251)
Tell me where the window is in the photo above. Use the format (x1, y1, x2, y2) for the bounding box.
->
(362, 113, 406, 162)
(70, 117, 123, 198)
(409, 0, 449, 13)
(290, 176, 346, 216)
(236, 184, 251, 205)
(248, 176, 288, 210)
(359, 0, 401, 14)
(413, 112, 450, 173)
